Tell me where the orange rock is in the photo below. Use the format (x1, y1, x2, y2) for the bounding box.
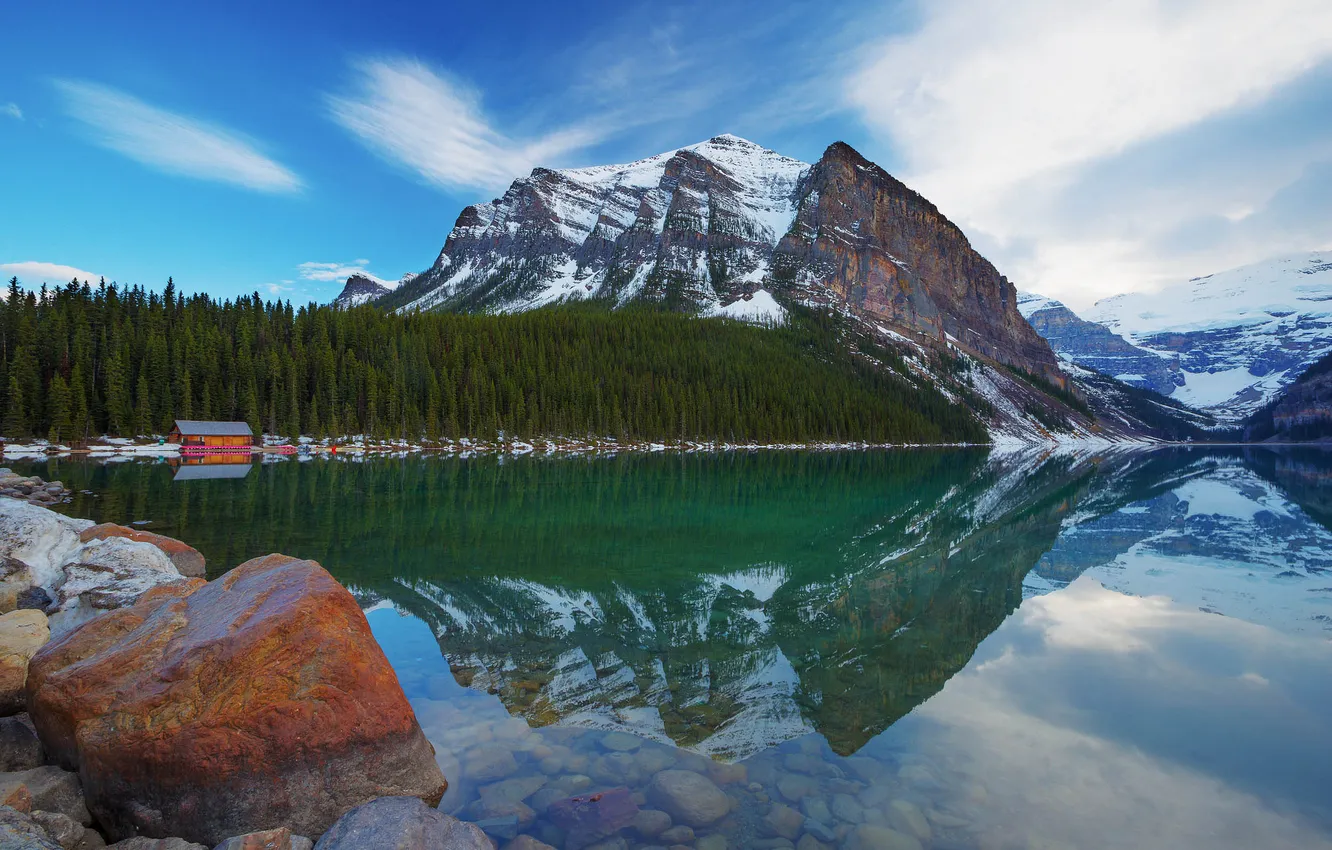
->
(78, 524, 206, 578)
(26, 554, 445, 845)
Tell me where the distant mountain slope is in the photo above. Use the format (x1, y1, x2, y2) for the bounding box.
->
(333, 272, 416, 308)
(1086, 254, 1332, 418)
(1243, 349, 1332, 442)
(1017, 292, 1182, 396)
(1017, 254, 1332, 421)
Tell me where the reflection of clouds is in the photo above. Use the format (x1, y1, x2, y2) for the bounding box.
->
(1024, 578, 1176, 653)
(901, 578, 1332, 850)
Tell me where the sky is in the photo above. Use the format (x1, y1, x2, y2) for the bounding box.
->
(2, 0, 1331, 310)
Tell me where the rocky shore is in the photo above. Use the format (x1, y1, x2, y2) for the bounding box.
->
(0, 497, 480, 849)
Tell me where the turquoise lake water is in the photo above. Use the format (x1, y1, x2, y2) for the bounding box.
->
(12, 446, 1332, 850)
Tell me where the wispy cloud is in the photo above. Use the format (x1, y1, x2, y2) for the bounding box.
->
(845, 0, 1332, 305)
(297, 259, 390, 284)
(54, 80, 302, 194)
(0, 261, 100, 285)
(2, 103, 21, 121)
(327, 58, 603, 193)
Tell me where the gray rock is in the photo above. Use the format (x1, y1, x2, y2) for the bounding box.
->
(0, 804, 62, 849)
(831, 793, 864, 824)
(598, 732, 640, 752)
(211, 827, 309, 850)
(647, 770, 731, 828)
(631, 810, 671, 838)
(0, 768, 89, 825)
(799, 796, 831, 825)
(695, 835, 727, 850)
(30, 811, 104, 850)
(802, 820, 836, 843)
(656, 826, 694, 844)
(762, 803, 804, 840)
(313, 797, 489, 850)
(886, 800, 930, 842)
(795, 836, 828, 850)
(462, 744, 519, 782)
(843, 824, 922, 850)
(106, 840, 207, 850)
(477, 775, 546, 804)
(776, 774, 819, 803)
(0, 717, 42, 772)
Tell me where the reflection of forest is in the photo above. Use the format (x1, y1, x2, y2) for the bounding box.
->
(23, 446, 1327, 758)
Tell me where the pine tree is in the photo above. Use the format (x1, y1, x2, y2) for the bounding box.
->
(2, 376, 26, 438)
(134, 372, 153, 436)
(69, 366, 91, 443)
(47, 375, 72, 444)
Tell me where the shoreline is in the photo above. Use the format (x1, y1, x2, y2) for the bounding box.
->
(0, 433, 1187, 462)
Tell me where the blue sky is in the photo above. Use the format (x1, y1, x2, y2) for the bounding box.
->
(3, 0, 1331, 309)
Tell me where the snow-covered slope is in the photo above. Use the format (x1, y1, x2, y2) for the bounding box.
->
(333, 272, 416, 308)
(1083, 254, 1332, 418)
(385, 135, 808, 317)
(1018, 291, 1182, 396)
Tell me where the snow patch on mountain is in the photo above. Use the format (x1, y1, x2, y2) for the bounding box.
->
(707, 289, 786, 324)
(1085, 253, 1332, 416)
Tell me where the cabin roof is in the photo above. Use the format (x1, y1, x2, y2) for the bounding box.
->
(171, 420, 253, 437)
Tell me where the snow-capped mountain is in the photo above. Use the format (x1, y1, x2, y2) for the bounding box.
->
(382, 135, 1064, 385)
(333, 271, 417, 308)
(1022, 254, 1332, 420)
(383, 135, 806, 315)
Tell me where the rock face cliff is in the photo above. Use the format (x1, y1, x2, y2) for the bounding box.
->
(379, 136, 1064, 383)
(771, 143, 1061, 381)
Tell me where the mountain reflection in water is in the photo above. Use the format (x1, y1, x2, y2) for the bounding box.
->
(20, 446, 1332, 849)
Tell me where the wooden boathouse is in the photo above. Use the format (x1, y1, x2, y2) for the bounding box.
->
(168, 420, 254, 452)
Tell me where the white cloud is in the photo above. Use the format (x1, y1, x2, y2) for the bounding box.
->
(54, 80, 302, 194)
(297, 259, 389, 285)
(2, 103, 21, 121)
(0, 261, 101, 285)
(845, 0, 1332, 306)
(327, 58, 604, 193)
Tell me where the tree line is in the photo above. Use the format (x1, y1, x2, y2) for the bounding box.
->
(0, 276, 985, 445)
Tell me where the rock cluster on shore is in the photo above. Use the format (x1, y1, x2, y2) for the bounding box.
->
(0, 472, 71, 509)
(0, 499, 467, 848)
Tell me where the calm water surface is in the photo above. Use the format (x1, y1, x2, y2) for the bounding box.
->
(13, 447, 1332, 850)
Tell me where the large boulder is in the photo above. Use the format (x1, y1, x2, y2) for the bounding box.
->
(77, 526, 205, 579)
(25, 555, 446, 845)
(0, 502, 90, 588)
(312, 796, 489, 850)
(0, 610, 48, 714)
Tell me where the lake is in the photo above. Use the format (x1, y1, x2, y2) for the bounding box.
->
(11, 446, 1332, 850)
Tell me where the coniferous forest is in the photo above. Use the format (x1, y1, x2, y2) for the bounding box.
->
(0, 276, 986, 445)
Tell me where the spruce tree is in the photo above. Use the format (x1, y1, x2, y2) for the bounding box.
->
(2, 375, 26, 439)
(47, 375, 72, 443)
(135, 372, 153, 436)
